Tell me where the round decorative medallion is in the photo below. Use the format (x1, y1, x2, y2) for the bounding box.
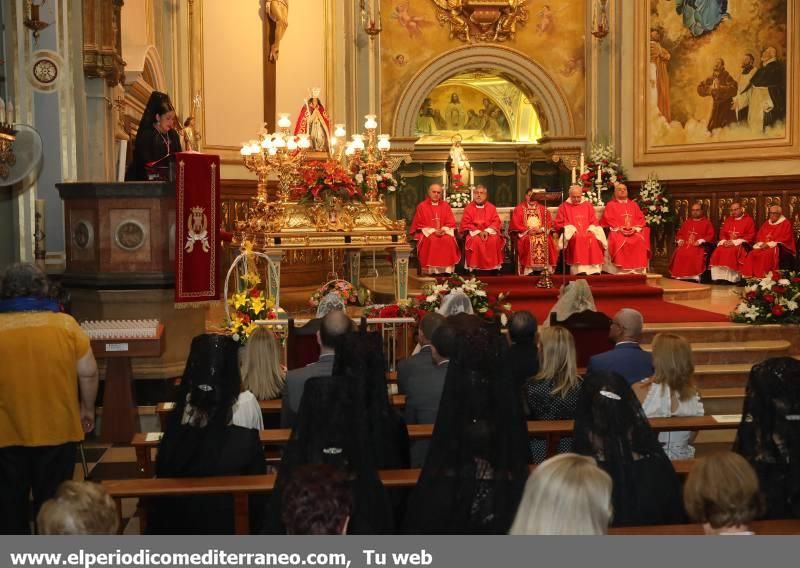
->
(73, 221, 93, 250)
(33, 58, 58, 84)
(114, 220, 146, 251)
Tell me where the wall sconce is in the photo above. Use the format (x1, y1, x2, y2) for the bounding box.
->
(360, 0, 382, 38)
(24, 1, 50, 43)
(592, 0, 610, 41)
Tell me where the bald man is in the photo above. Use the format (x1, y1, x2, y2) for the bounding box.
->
(410, 184, 461, 275)
(741, 206, 796, 278)
(461, 185, 505, 271)
(554, 185, 607, 275)
(601, 183, 651, 274)
(587, 308, 653, 385)
(709, 202, 756, 283)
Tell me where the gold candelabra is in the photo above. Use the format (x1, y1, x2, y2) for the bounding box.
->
(342, 114, 391, 201)
(240, 113, 310, 202)
(0, 98, 17, 179)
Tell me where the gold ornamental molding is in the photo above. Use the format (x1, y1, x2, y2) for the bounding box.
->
(430, 1, 529, 43)
(83, 0, 126, 86)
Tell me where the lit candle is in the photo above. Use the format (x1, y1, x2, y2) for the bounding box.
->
(469, 168, 474, 186)
(579, 152, 585, 174)
(377, 134, 390, 151)
(334, 124, 346, 138)
(571, 167, 576, 184)
(442, 168, 447, 185)
(596, 165, 602, 183)
(7, 100, 14, 124)
(364, 114, 378, 130)
(277, 113, 291, 129)
(0, 98, 5, 124)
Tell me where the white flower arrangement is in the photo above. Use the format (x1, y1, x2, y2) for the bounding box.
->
(636, 173, 673, 226)
(446, 190, 471, 209)
(580, 143, 625, 206)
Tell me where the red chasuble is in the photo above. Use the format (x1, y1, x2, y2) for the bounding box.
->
(600, 199, 651, 271)
(668, 216, 716, 279)
(741, 218, 796, 278)
(410, 198, 461, 273)
(709, 214, 756, 272)
(461, 201, 505, 270)
(554, 199, 605, 266)
(509, 201, 557, 274)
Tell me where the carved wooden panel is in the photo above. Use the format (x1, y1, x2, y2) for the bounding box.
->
(83, 0, 125, 86)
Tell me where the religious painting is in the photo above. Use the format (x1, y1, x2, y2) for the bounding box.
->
(416, 83, 513, 143)
(634, 1, 799, 165)
(381, 0, 586, 135)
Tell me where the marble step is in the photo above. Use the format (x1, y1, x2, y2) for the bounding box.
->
(641, 323, 800, 353)
(643, 339, 791, 365)
(693, 363, 755, 389)
(699, 387, 745, 416)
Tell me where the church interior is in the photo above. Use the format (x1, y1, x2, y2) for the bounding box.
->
(1, 0, 800, 536)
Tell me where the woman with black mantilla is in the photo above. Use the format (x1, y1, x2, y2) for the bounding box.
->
(126, 91, 182, 181)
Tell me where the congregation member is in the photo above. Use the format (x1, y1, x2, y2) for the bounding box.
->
(0, 263, 99, 534)
(281, 465, 352, 535)
(669, 202, 716, 281)
(281, 310, 351, 428)
(601, 183, 651, 274)
(37, 481, 119, 535)
(461, 185, 505, 272)
(152, 334, 266, 534)
(509, 188, 557, 275)
(410, 183, 461, 275)
(403, 325, 457, 467)
(509, 454, 612, 535)
(709, 201, 756, 283)
(125, 91, 182, 181)
(506, 310, 539, 390)
(683, 452, 763, 535)
(397, 313, 445, 392)
(404, 322, 529, 534)
(240, 326, 285, 401)
(554, 185, 607, 275)
(574, 371, 686, 526)
(633, 333, 704, 459)
(587, 308, 653, 385)
(526, 326, 583, 463)
(741, 205, 796, 278)
(544, 279, 597, 326)
(734, 356, 800, 519)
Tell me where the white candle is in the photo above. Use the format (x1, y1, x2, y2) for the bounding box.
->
(571, 167, 576, 184)
(0, 98, 5, 124)
(469, 168, 474, 186)
(7, 100, 14, 124)
(442, 168, 447, 185)
(579, 152, 585, 174)
(596, 165, 602, 183)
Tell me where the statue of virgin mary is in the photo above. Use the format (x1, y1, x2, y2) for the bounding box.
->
(293, 88, 332, 154)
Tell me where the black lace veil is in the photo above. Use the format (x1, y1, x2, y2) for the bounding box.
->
(734, 356, 800, 518)
(403, 321, 529, 534)
(573, 371, 685, 526)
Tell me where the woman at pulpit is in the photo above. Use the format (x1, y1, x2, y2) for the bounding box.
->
(126, 91, 182, 181)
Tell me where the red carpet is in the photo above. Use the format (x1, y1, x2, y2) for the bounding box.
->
(480, 275, 730, 324)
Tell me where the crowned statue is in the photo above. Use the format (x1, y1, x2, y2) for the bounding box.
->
(294, 88, 332, 154)
(449, 134, 471, 181)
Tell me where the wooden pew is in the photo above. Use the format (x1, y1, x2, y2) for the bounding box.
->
(133, 416, 734, 476)
(610, 519, 800, 535)
(104, 460, 697, 535)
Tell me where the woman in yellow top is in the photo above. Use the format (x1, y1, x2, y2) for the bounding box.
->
(0, 263, 98, 534)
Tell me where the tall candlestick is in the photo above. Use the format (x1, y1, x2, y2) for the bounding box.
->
(0, 98, 5, 124)
(7, 100, 14, 124)
(442, 168, 447, 186)
(579, 152, 585, 174)
(596, 165, 602, 183)
(571, 167, 576, 184)
(469, 168, 474, 186)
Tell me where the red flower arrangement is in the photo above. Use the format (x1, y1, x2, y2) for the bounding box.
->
(294, 160, 362, 204)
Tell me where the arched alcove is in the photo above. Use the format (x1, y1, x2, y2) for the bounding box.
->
(392, 45, 575, 140)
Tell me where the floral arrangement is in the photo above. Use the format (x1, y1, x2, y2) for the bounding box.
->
(637, 174, 674, 226)
(579, 143, 626, 206)
(732, 271, 800, 324)
(364, 303, 427, 319)
(309, 279, 359, 308)
(353, 166, 399, 197)
(227, 288, 279, 344)
(414, 274, 513, 325)
(446, 190, 471, 208)
(295, 160, 361, 204)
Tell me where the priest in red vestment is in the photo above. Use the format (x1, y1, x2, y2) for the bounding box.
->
(509, 188, 557, 275)
(554, 185, 607, 275)
(410, 184, 461, 275)
(600, 183, 651, 274)
(668, 202, 716, 281)
(461, 185, 505, 271)
(741, 206, 796, 278)
(709, 202, 756, 283)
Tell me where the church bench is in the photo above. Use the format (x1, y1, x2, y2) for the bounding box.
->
(103, 461, 697, 534)
(609, 519, 800, 535)
(133, 415, 733, 475)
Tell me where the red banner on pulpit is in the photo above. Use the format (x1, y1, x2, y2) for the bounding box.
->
(175, 152, 220, 306)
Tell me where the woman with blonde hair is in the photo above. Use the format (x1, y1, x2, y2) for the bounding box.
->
(509, 453, 612, 535)
(241, 326, 285, 401)
(633, 332, 703, 459)
(526, 326, 583, 463)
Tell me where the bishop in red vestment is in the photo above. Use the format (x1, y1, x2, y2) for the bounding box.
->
(509, 188, 557, 275)
(554, 185, 607, 275)
(600, 184, 651, 274)
(410, 184, 461, 275)
(709, 202, 756, 283)
(461, 185, 505, 271)
(741, 206, 796, 278)
(668, 202, 716, 280)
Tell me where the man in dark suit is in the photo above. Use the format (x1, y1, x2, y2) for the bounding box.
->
(506, 310, 539, 390)
(403, 324, 456, 467)
(397, 313, 446, 395)
(280, 310, 351, 428)
(587, 308, 653, 385)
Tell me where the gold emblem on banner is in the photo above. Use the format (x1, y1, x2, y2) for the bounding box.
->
(185, 206, 210, 253)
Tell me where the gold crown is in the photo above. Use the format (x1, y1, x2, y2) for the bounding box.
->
(190, 206, 205, 214)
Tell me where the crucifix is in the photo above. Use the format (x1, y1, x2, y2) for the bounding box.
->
(262, 0, 286, 130)
(622, 210, 633, 229)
